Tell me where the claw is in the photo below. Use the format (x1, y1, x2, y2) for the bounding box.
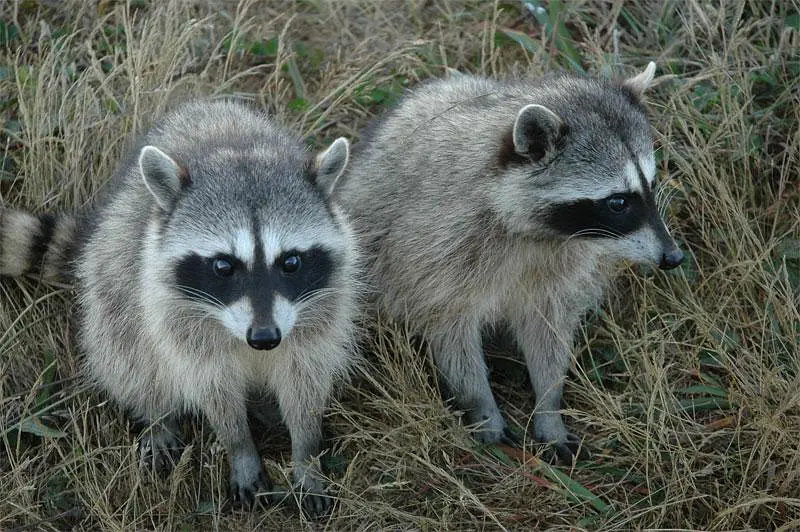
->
(470, 417, 510, 445)
(231, 469, 272, 509)
(549, 433, 590, 463)
(500, 426, 522, 448)
(301, 491, 332, 519)
(296, 480, 332, 518)
(139, 428, 183, 474)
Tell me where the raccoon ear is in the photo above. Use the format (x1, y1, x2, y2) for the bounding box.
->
(314, 137, 350, 196)
(623, 61, 656, 97)
(512, 104, 564, 162)
(138, 145, 186, 210)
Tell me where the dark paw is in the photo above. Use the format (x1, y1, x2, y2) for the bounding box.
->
(139, 431, 183, 474)
(550, 433, 590, 463)
(469, 413, 509, 445)
(295, 475, 332, 519)
(300, 491, 332, 519)
(500, 426, 522, 448)
(231, 469, 272, 509)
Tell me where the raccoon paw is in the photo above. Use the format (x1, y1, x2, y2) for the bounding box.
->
(294, 474, 332, 519)
(548, 433, 590, 463)
(469, 413, 509, 445)
(230, 455, 272, 508)
(500, 426, 522, 448)
(139, 429, 183, 473)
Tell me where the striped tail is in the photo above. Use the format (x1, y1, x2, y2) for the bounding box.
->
(0, 208, 79, 282)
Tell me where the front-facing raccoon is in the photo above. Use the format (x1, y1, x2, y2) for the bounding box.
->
(337, 63, 683, 461)
(0, 100, 358, 516)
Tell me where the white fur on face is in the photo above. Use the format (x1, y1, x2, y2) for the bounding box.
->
(272, 294, 297, 336)
(261, 228, 282, 265)
(163, 226, 258, 268)
(261, 224, 344, 264)
(232, 228, 256, 268)
(639, 155, 656, 186)
(218, 298, 253, 341)
(624, 160, 642, 193)
(163, 232, 230, 261)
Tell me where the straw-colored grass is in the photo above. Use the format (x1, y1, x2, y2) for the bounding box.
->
(1, 1, 798, 529)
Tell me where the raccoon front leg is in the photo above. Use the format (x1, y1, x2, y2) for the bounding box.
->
(429, 319, 512, 444)
(202, 392, 271, 507)
(510, 311, 585, 461)
(273, 368, 332, 518)
(138, 414, 183, 472)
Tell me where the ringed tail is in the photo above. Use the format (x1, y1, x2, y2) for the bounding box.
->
(0, 208, 78, 282)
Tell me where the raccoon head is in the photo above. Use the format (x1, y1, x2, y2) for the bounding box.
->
(139, 136, 352, 350)
(496, 62, 683, 270)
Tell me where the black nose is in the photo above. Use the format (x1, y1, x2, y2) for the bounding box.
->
(246, 327, 281, 350)
(659, 248, 685, 270)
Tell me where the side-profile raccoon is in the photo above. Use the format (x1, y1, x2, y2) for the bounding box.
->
(336, 63, 683, 460)
(0, 100, 359, 516)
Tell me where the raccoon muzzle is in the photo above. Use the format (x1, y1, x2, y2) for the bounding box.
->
(246, 326, 281, 350)
(659, 247, 684, 270)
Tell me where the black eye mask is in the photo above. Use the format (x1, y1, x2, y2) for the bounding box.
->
(545, 192, 651, 238)
(173, 246, 334, 307)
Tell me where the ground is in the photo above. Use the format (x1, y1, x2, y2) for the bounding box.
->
(1, 1, 798, 530)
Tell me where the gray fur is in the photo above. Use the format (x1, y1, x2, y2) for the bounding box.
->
(337, 65, 681, 459)
(1, 100, 360, 516)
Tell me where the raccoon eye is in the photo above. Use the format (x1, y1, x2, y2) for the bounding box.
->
(282, 254, 301, 273)
(607, 195, 629, 213)
(212, 257, 234, 277)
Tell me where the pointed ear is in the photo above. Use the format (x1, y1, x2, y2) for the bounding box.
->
(512, 104, 565, 162)
(623, 61, 656, 97)
(313, 137, 350, 196)
(138, 145, 186, 211)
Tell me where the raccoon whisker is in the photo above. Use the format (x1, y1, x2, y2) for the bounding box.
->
(294, 314, 339, 330)
(174, 285, 224, 304)
(173, 285, 226, 310)
(295, 276, 340, 299)
(297, 287, 341, 300)
(654, 183, 666, 201)
(175, 297, 225, 313)
(657, 188, 679, 219)
(654, 187, 667, 212)
(556, 229, 622, 252)
(296, 287, 345, 307)
(170, 312, 217, 323)
(170, 292, 222, 306)
(294, 313, 335, 326)
(568, 228, 623, 240)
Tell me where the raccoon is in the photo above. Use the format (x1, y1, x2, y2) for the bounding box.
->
(336, 63, 683, 460)
(0, 100, 359, 516)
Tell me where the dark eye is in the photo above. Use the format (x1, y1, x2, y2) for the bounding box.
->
(607, 195, 629, 213)
(282, 254, 301, 273)
(212, 257, 234, 277)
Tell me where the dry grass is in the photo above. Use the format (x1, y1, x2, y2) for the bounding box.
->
(1, 0, 798, 529)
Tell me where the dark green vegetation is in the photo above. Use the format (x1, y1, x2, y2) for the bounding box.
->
(1, 1, 798, 529)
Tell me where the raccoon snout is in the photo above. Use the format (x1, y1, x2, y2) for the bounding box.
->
(246, 327, 281, 350)
(659, 247, 684, 270)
